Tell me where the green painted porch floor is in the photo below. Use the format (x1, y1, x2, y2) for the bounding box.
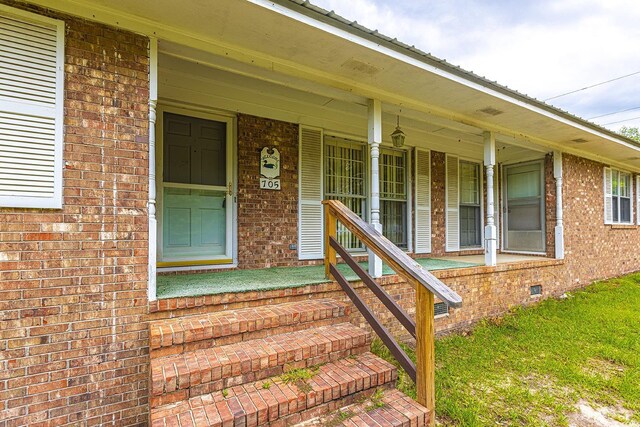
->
(156, 258, 480, 299)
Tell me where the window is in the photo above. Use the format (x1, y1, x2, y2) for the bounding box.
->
(459, 161, 481, 248)
(380, 148, 408, 248)
(604, 168, 633, 224)
(323, 138, 408, 250)
(0, 6, 64, 208)
(325, 137, 367, 250)
(613, 170, 631, 223)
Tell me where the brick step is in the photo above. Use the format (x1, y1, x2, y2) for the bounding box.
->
(150, 299, 350, 358)
(150, 352, 397, 427)
(150, 323, 371, 407)
(294, 389, 430, 426)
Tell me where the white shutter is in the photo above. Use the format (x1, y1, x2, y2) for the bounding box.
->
(414, 149, 431, 253)
(603, 167, 613, 224)
(298, 126, 324, 260)
(630, 173, 634, 224)
(0, 7, 64, 209)
(637, 176, 640, 225)
(446, 154, 460, 251)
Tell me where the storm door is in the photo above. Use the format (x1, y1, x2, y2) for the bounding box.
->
(160, 112, 233, 265)
(503, 160, 545, 253)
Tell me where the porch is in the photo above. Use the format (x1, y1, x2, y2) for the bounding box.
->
(155, 253, 555, 300)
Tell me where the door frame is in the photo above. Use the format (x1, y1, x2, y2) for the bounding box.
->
(156, 103, 237, 269)
(501, 159, 546, 254)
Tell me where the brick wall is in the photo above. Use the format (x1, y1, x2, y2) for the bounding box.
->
(0, 3, 150, 426)
(563, 154, 640, 281)
(429, 151, 447, 256)
(236, 114, 303, 269)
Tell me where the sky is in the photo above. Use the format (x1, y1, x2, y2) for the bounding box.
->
(310, 0, 640, 133)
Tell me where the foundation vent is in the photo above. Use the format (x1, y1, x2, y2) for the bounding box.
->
(434, 302, 449, 317)
(530, 285, 542, 296)
(477, 106, 504, 116)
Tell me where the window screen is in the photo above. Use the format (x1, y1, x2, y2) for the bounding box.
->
(459, 161, 481, 247)
(380, 148, 407, 248)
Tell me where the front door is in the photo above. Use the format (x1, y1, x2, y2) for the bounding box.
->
(503, 160, 545, 253)
(159, 111, 233, 266)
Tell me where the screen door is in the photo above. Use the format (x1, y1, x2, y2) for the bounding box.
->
(504, 161, 545, 252)
(160, 112, 233, 263)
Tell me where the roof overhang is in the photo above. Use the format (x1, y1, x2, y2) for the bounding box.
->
(23, 0, 640, 171)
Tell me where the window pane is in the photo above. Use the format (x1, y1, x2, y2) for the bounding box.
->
(460, 205, 481, 247)
(613, 196, 619, 222)
(620, 172, 630, 197)
(380, 148, 406, 200)
(621, 197, 631, 222)
(460, 161, 480, 205)
(324, 137, 367, 250)
(380, 148, 407, 247)
(612, 170, 619, 196)
(507, 165, 540, 199)
(381, 200, 407, 247)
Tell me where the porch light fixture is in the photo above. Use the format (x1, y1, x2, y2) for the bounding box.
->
(390, 115, 406, 148)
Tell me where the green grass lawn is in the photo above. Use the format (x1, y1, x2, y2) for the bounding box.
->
(372, 273, 640, 426)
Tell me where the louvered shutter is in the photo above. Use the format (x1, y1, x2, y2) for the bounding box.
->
(0, 7, 64, 208)
(603, 167, 613, 224)
(630, 173, 634, 223)
(414, 149, 431, 253)
(298, 126, 324, 260)
(637, 176, 640, 225)
(446, 154, 459, 252)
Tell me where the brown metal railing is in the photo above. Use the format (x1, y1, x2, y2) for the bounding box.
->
(323, 200, 462, 425)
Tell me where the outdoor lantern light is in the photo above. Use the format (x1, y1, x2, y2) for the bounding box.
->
(390, 115, 406, 147)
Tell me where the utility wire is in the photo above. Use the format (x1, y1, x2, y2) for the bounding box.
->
(602, 115, 640, 126)
(544, 70, 640, 101)
(589, 106, 640, 120)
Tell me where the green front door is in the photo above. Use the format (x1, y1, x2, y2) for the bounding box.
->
(160, 111, 232, 265)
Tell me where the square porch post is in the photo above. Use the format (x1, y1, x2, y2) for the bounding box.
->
(483, 131, 497, 266)
(368, 99, 383, 278)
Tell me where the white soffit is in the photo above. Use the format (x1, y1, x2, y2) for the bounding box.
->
(27, 0, 640, 170)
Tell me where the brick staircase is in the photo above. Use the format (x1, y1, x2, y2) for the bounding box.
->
(149, 298, 431, 426)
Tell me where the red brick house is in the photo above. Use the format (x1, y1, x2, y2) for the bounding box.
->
(1, 0, 640, 426)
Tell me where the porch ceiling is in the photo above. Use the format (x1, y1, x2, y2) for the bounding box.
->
(32, 0, 640, 170)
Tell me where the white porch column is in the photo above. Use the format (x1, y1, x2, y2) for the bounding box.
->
(554, 151, 565, 259)
(368, 99, 383, 278)
(148, 38, 158, 301)
(483, 131, 497, 266)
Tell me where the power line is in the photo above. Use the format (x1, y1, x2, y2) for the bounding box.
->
(589, 106, 640, 120)
(602, 115, 640, 126)
(544, 70, 640, 101)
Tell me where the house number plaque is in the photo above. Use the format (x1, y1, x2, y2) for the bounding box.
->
(260, 147, 281, 190)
